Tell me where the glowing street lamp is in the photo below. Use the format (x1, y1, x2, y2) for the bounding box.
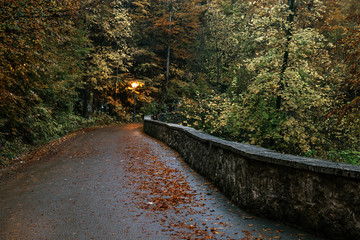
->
(131, 82, 139, 89)
(131, 82, 139, 122)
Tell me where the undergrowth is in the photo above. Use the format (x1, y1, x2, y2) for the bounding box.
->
(0, 113, 121, 168)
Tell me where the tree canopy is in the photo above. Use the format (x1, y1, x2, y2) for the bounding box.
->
(1, 0, 359, 165)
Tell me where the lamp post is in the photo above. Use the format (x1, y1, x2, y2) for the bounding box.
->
(131, 82, 139, 122)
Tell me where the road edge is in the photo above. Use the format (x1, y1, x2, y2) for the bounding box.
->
(0, 126, 111, 183)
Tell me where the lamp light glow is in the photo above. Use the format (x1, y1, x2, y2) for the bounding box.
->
(131, 82, 139, 89)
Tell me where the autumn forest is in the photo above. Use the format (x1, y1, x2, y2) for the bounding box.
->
(1, 0, 359, 165)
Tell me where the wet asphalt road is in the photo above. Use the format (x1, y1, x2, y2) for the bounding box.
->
(0, 124, 325, 240)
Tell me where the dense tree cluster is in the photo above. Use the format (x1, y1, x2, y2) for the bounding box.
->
(173, 0, 360, 162)
(1, 0, 359, 164)
(0, 0, 135, 162)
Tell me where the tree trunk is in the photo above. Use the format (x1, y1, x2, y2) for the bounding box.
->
(276, 0, 297, 110)
(166, 44, 171, 88)
(165, 1, 174, 89)
(215, 40, 221, 84)
(160, 0, 175, 112)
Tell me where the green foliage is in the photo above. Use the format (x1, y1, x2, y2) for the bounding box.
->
(0, 0, 90, 144)
(1, 138, 29, 161)
(327, 151, 360, 165)
(196, 0, 253, 92)
(306, 150, 360, 165)
(177, 92, 234, 136)
(0, 0, 133, 166)
(81, 0, 135, 118)
(141, 102, 159, 116)
(107, 96, 133, 122)
(175, 0, 360, 164)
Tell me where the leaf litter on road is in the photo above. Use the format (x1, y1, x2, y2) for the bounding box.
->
(121, 132, 313, 240)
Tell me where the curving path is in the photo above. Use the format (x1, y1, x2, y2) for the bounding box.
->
(0, 124, 324, 240)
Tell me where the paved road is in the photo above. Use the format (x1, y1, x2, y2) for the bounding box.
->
(0, 124, 324, 240)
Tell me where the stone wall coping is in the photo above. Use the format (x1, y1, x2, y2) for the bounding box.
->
(144, 115, 360, 179)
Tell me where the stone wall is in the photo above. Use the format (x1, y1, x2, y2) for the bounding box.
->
(143, 116, 360, 239)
